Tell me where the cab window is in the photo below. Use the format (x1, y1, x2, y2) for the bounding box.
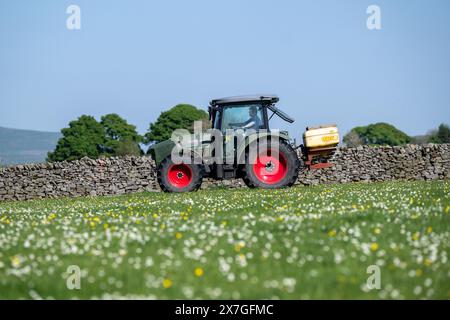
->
(221, 104, 264, 132)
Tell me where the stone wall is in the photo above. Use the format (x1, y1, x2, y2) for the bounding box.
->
(0, 157, 158, 201)
(297, 144, 449, 185)
(0, 144, 449, 201)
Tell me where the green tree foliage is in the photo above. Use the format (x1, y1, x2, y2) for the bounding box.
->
(188, 117, 212, 132)
(144, 104, 208, 145)
(429, 123, 450, 143)
(343, 122, 411, 146)
(47, 115, 106, 162)
(115, 138, 143, 157)
(48, 114, 143, 162)
(101, 114, 142, 155)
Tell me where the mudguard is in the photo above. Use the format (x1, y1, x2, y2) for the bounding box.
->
(148, 139, 175, 166)
(148, 133, 207, 166)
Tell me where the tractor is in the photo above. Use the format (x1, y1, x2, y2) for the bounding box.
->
(148, 95, 339, 192)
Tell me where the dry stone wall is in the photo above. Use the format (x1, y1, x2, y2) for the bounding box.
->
(0, 144, 448, 201)
(0, 157, 158, 201)
(297, 144, 449, 185)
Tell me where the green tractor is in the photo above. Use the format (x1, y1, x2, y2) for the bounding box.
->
(148, 95, 339, 192)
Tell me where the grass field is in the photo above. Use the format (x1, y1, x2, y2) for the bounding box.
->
(0, 181, 449, 299)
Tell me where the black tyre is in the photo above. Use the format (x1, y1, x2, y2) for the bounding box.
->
(243, 139, 300, 189)
(157, 157, 203, 192)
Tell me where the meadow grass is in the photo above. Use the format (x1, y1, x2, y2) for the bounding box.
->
(0, 181, 449, 299)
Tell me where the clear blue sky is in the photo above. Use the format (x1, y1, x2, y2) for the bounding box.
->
(1, 0, 449, 139)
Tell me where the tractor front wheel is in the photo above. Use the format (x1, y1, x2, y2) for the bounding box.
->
(157, 157, 203, 192)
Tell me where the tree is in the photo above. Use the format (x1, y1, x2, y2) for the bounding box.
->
(343, 122, 411, 146)
(429, 123, 450, 143)
(144, 104, 208, 145)
(101, 113, 143, 155)
(115, 138, 143, 156)
(48, 114, 143, 162)
(343, 130, 364, 147)
(411, 134, 431, 145)
(188, 117, 212, 132)
(47, 115, 106, 162)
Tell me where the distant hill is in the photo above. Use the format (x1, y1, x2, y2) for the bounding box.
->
(0, 127, 61, 166)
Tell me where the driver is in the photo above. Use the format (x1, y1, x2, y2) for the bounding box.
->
(231, 106, 262, 130)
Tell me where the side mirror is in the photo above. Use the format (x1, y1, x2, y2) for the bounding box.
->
(208, 106, 212, 120)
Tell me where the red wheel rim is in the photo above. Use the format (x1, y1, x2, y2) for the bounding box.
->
(252, 149, 288, 184)
(167, 164, 193, 188)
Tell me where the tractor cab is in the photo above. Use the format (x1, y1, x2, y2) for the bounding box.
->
(208, 95, 295, 133)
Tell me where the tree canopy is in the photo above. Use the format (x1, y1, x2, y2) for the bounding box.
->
(101, 113, 142, 156)
(101, 113, 141, 142)
(429, 123, 450, 144)
(48, 114, 142, 162)
(47, 115, 106, 162)
(144, 104, 208, 145)
(343, 122, 411, 147)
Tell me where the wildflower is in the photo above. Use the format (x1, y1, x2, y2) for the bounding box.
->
(370, 243, 379, 252)
(194, 267, 204, 277)
(234, 241, 245, 252)
(1, 216, 11, 225)
(145, 257, 154, 267)
(373, 228, 381, 235)
(175, 232, 183, 240)
(412, 232, 420, 241)
(47, 213, 57, 221)
(162, 278, 173, 288)
(427, 227, 432, 234)
(424, 259, 433, 266)
(11, 255, 21, 268)
(328, 230, 337, 237)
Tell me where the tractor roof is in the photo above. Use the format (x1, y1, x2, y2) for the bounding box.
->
(209, 94, 294, 123)
(210, 95, 279, 106)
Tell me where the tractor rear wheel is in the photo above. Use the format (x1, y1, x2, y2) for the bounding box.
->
(243, 139, 300, 189)
(157, 157, 203, 192)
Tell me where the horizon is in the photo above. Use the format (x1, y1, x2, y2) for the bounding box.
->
(0, 119, 445, 139)
(1, 0, 449, 140)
